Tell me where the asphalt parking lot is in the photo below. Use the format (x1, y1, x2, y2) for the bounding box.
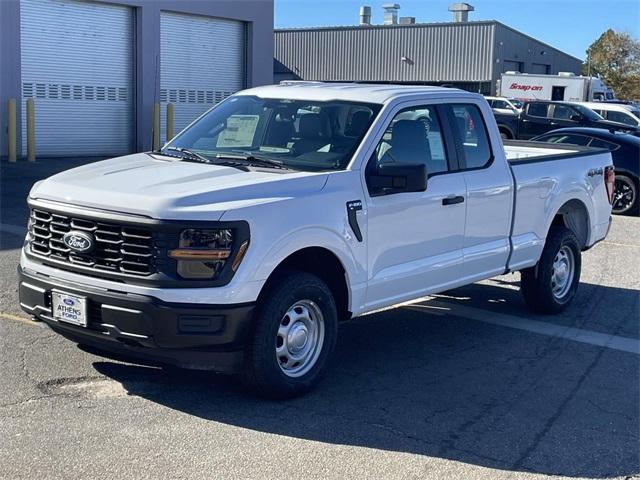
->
(1, 160, 638, 480)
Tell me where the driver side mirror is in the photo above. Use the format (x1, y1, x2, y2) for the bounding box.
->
(367, 162, 428, 195)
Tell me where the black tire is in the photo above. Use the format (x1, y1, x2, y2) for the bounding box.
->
(499, 129, 512, 140)
(241, 271, 338, 399)
(612, 174, 638, 216)
(520, 226, 581, 314)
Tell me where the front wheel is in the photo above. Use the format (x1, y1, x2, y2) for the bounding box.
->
(241, 271, 338, 399)
(520, 226, 581, 314)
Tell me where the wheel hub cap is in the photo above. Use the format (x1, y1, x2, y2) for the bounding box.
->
(276, 300, 325, 378)
(287, 323, 309, 352)
(551, 246, 575, 300)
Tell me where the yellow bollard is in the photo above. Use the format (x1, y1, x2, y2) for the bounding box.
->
(26, 98, 35, 162)
(166, 103, 174, 143)
(7, 98, 16, 162)
(152, 102, 160, 151)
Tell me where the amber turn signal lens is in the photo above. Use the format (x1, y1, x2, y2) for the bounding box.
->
(169, 249, 231, 261)
(231, 241, 249, 272)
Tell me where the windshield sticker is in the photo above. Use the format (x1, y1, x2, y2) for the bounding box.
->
(217, 115, 260, 147)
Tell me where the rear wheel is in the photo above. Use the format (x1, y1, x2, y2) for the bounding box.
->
(520, 226, 581, 314)
(612, 174, 638, 216)
(241, 271, 338, 399)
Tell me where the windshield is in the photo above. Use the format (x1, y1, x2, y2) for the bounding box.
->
(509, 99, 523, 109)
(572, 104, 604, 121)
(163, 96, 382, 171)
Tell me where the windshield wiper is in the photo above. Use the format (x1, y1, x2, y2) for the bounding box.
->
(163, 147, 211, 164)
(216, 152, 294, 171)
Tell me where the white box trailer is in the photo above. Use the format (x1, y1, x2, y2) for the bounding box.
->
(498, 72, 616, 102)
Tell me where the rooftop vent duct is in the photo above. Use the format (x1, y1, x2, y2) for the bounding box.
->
(448, 3, 474, 22)
(359, 5, 372, 25)
(382, 3, 400, 25)
(399, 16, 416, 24)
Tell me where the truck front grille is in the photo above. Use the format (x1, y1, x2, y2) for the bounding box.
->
(28, 208, 156, 276)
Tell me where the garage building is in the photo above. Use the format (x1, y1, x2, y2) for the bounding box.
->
(274, 4, 582, 95)
(0, 0, 273, 159)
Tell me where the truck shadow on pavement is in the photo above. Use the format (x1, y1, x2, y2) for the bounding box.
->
(92, 280, 639, 478)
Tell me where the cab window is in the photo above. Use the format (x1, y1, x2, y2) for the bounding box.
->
(526, 103, 549, 118)
(370, 105, 449, 175)
(551, 105, 577, 120)
(449, 104, 492, 169)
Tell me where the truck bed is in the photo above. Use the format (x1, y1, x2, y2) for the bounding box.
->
(503, 140, 605, 163)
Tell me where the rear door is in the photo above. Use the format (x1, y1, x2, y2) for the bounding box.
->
(448, 103, 514, 280)
(520, 103, 551, 139)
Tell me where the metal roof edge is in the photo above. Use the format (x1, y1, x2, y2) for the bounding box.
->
(274, 20, 498, 32)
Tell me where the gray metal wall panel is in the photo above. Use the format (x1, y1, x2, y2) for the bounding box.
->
(20, 0, 134, 157)
(160, 11, 246, 144)
(492, 23, 582, 92)
(275, 23, 496, 83)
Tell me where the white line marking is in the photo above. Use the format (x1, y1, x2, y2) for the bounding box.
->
(415, 300, 640, 355)
(0, 223, 26, 236)
(602, 241, 640, 249)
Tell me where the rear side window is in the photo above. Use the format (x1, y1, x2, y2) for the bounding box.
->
(539, 134, 591, 146)
(527, 103, 548, 117)
(606, 110, 638, 126)
(449, 104, 492, 169)
(589, 138, 620, 151)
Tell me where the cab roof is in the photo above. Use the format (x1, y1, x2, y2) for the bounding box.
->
(237, 82, 475, 104)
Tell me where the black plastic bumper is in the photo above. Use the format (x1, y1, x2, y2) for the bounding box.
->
(18, 266, 255, 372)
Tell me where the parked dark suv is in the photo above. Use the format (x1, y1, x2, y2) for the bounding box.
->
(494, 101, 640, 140)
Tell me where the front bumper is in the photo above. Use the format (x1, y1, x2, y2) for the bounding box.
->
(18, 266, 255, 372)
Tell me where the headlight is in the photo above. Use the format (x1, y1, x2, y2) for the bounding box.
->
(169, 228, 242, 279)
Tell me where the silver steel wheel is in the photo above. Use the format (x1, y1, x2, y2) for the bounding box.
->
(551, 246, 575, 300)
(276, 300, 325, 378)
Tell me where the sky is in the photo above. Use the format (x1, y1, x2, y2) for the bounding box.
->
(274, 0, 640, 60)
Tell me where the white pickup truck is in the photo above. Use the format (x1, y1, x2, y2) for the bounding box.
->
(19, 84, 615, 398)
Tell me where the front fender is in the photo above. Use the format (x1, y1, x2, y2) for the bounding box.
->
(249, 226, 363, 284)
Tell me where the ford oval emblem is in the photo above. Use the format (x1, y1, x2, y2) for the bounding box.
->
(63, 298, 75, 306)
(62, 231, 95, 253)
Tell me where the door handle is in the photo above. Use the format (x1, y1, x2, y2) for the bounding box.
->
(442, 195, 465, 206)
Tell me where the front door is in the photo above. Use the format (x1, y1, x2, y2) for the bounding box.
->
(363, 104, 467, 310)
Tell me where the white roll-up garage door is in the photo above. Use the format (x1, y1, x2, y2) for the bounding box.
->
(20, 0, 134, 157)
(160, 12, 246, 144)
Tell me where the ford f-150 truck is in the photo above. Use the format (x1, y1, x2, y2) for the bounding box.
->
(19, 84, 615, 398)
(494, 100, 640, 140)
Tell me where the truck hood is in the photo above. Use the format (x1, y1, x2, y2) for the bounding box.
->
(29, 153, 329, 220)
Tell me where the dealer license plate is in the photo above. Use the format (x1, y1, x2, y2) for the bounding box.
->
(51, 291, 87, 327)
